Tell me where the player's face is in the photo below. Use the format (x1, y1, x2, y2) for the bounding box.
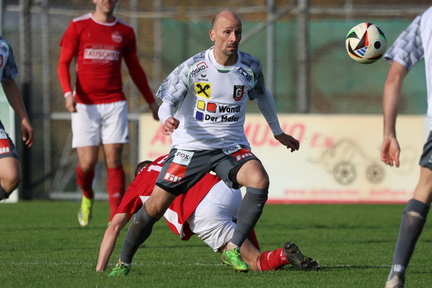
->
(210, 14, 242, 57)
(93, 0, 118, 15)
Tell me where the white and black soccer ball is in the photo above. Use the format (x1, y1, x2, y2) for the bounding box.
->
(345, 22, 387, 64)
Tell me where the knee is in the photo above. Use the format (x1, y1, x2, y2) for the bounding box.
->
(0, 171, 21, 193)
(246, 173, 269, 189)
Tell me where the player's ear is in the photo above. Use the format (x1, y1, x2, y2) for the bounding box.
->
(209, 29, 215, 42)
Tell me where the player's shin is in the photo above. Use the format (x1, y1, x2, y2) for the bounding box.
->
(230, 187, 268, 247)
(119, 205, 159, 265)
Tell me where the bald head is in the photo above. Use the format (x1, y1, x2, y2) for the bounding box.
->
(211, 10, 242, 30)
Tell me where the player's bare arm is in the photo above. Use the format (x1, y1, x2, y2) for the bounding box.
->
(381, 61, 407, 168)
(2, 79, 34, 147)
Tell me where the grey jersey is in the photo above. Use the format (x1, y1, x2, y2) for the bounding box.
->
(157, 47, 282, 150)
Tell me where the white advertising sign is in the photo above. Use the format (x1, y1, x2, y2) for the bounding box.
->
(140, 114, 424, 204)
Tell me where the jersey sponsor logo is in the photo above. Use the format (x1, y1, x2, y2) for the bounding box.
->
(195, 82, 211, 99)
(84, 48, 120, 62)
(173, 150, 194, 166)
(233, 85, 244, 101)
(197, 74, 208, 81)
(222, 144, 242, 155)
(164, 163, 186, 183)
(190, 61, 208, 77)
(195, 102, 241, 123)
(196, 100, 217, 113)
(238, 67, 252, 82)
(111, 31, 122, 43)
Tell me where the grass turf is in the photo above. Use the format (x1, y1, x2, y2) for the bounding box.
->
(0, 201, 431, 287)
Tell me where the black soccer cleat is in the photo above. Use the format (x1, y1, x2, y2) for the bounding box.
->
(283, 241, 320, 271)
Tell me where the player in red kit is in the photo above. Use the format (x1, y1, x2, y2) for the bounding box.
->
(57, 0, 158, 226)
(95, 155, 320, 275)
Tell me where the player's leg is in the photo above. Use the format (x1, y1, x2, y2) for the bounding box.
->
(102, 143, 125, 222)
(96, 213, 130, 272)
(0, 124, 21, 200)
(101, 101, 129, 223)
(109, 186, 176, 276)
(76, 145, 99, 227)
(227, 159, 269, 251)
(385, 166, 432, 288)
(72, 103, 102, 226)
(0, 157, 21, 200)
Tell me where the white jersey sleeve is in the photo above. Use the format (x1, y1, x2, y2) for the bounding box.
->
(384, 13, 424, 70)
(385, 7, 432, 119)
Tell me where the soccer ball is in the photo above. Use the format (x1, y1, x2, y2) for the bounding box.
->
(345, 22, 387, 64)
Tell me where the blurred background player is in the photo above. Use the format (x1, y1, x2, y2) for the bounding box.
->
(380, 6, 432, 288)
(96, 155, 319, 275)
(57, 0, 159, 226)
(0, 36, 34, 201)
(118, 10, 300, 273)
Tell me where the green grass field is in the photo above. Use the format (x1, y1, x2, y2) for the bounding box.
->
(1, 201, 431, 288)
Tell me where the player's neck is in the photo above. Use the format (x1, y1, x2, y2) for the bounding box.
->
(212, 49, 238, 67)
(92, 11, 115, 23)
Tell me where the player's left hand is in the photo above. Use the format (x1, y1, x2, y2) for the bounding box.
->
(274, 133, 300, 152)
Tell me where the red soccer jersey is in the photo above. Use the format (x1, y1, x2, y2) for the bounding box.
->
(59, 13, 140, 104)
(117, 155, 221, 240)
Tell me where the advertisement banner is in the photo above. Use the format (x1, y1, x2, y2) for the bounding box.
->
(139, 114, 424, 204)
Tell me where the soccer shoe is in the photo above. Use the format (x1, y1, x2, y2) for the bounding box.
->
(77, 196, 94, 227)
(108, 262, 130, 277)
(221, 248, 249, 272)
(283, 241, 320, 271)
(385, 274, 405, 288)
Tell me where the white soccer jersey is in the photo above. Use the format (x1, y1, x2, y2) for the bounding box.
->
(157, 47, 282, 150)
(384, 7, 432, 121)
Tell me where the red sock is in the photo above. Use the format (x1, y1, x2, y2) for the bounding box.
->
(107, 166, 125, 221)
(256, 248, 288, 271)
(76, 166, 94, 199)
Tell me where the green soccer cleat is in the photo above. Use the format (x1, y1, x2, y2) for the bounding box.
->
(77, 196, 94, 227)
(283, 241, 320, 271)
(108, 262, 130, 277)
(221, 248, 249, 272)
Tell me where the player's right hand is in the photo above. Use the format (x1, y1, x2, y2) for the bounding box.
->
(163, 117, 179, 135)
(380, 136, 400, 167)
(65, 93, 77, 113)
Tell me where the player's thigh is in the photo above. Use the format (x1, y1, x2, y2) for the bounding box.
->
(0, 156, 21, 188)
(236, 159, 269, 188)
(76, 146, 99, 171)
(102, 143, 123, 168)
(100, 101, 129, 145)
(189, 183, 242, 251)
(413, 166, 432, 204)
(71, 103, 102, 148)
